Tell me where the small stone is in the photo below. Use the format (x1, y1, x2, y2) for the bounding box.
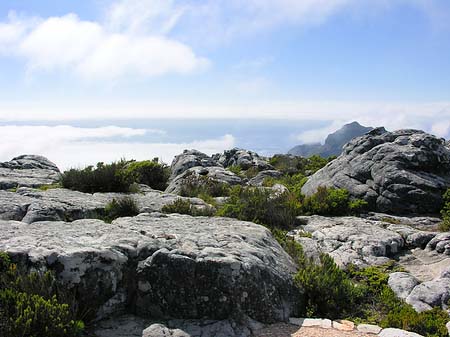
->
(378, 328, 424, 337)
(357, 323, 382, 334)
(333, 320, 354, 331)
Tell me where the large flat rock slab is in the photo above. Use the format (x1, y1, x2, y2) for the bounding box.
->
(0, 187, 212, 223)
(0, 213, 300, 322)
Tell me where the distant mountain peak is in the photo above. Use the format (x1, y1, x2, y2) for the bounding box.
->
(288, 121, 374, 157)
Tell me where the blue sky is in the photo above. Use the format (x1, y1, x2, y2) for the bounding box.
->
(0, 0, 449, 168)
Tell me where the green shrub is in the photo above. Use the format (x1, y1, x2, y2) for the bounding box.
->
(217, 186, 301, 229)
(440, 189, 450, 231)
(162, 199, 192, 215)
(305, 155, 330, 174)
(61, 160, 130, 193)
(180, 173, 231, 198)
(294, 253, 361, 318)
(162, 199, 215, 216)
(227, 165, 243, 176)
(0, 252, 83, 337)
(121, 159, 170, 191)
(37, 183, 62, 191)
(263, 173, 307, 199)
(346, 264, 449, 336)
(301, 186, 367, 216)
(103, 197, 140, 223)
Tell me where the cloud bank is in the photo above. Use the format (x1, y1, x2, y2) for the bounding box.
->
(0, 125, 235, 169)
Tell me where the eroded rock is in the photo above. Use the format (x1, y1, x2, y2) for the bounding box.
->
(0, 155, 61, 190)
(301, 129, 450, 214)
(0, 213, 300, 322)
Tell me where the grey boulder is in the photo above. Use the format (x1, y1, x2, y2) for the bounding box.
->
(388, 272, 420, 300)
(0, 213, 300, 322)
(213, 148, 272, 171)
(248, 170, 283, 186)
(302, 129, 450, 214)
(0, 155, 61, 190)
(166, 166, 242, 195)
(292, 215, 404, 267)
(170, 150, 218, 179)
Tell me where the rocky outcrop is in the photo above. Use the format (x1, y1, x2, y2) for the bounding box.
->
(213, 148, 272, 171)
(0, 155, 61, 189)
(165, 166, 242, 195)
(248, 170, 283, 186)
(170, 150, 218, 179)
(291, 215, 406, 267)
(0, 213, 300, 322)
(0, 187, 212, 223)
(288, 121, 373, 157)
(302, 129, 450, 214)
(291, 214, 450, 313)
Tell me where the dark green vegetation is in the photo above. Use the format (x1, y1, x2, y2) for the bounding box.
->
(162, 198, 215, 216)
(179, 173, 231, 199)
(61, 159, 169, 193)
(440, 189, 450, 231)
(102, 197, 140, 223)
(217, 186, 300, 229)
(0, 252, 84, 337)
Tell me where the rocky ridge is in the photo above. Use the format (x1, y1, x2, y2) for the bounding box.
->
(302, 128, 450, 214)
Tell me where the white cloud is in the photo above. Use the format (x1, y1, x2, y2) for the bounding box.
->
(236, 77, 271, 95)
(295, 120, 346, 144)
(431, 122, 450, 138)
(0, 125, 234, 169)
(0, 9, 208, 80)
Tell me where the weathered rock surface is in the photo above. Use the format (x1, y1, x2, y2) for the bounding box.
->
(166, 166, 242, 195)
(248, 170, 283, 186)
(0, 187, 211, 223)
(292, 215, 405, 267)
(170, 150, 218, 180)
(213, 148, 272, 171)
(388, 272, 420, 300)
(292, 215, 450, 313)
(302, 128, 450, 214)
(0, 213, 300, 322)
(0, 155, 61, 189)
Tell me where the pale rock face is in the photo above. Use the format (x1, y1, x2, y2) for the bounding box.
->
(302, 129, 450, 214)
(0, 155, 61, 190)
(388, 272, 420, 300)
(169, 150, 218, 180)
(0, 213, 300, 322)
(165, 166, 242, 195)
(213, 148, 273, 171)
(248, 170, 283, 186)
(0, 187, 212, 224)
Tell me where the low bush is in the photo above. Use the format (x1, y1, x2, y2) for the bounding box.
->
(179, 173, 231, 198)
(263, 173, 307, 199)
(121, 159, 170, 191)
(103, 197, 140, 223)
(217, 186, 301, 229)
(0, 252, 84, 337)
(61, 161, 130, 193)
(162, 199, 215, 216)
(301, 186, 367, 216)
(61, 159, 170, 193)
(440, 189, 450, 231)
(347, 263, 449, 336)
(294, 253, 361, 319)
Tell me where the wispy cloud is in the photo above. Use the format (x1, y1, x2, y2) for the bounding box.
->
(0, 8, 208, 81)
(0, 125, 234, 169)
